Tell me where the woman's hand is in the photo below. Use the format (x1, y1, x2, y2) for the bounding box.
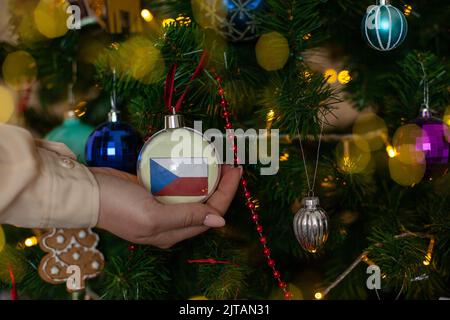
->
(90, 165, 242, 248)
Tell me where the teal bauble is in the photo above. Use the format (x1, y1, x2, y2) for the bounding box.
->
(361, 1, 408, 51)
(45, 115, 94, 164)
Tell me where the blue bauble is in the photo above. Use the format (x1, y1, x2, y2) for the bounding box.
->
(85, 121, 141, 174)
(361, 3, 407, 51)
(221, 0, 263, 42)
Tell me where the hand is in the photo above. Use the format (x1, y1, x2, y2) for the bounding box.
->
(90, 165, 242, 249)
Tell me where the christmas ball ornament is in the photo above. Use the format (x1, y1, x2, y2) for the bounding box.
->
(45, 112, 94, 164)
(410, 109, 449, 178)
(361, 0, 407, 51)
(221, 0, 263, 41)
(137, 114, 221, 204)
(255, 31, 290, 71)
(85, 110, 141, 174)
(293, 197, 329, 253)
(191, 0, 263, 42)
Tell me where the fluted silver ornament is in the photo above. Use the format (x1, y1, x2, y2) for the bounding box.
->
(293, 197, 329, 253)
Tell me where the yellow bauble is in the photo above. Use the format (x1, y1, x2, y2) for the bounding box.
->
(34, 0, 69, 39)
(255, 32, 290, 71)
(2, 51, 37, 88)
(0, 226, 5, 252)
(0, 86, 15, 124)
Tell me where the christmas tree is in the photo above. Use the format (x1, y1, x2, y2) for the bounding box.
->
(0, 0, 449, 300)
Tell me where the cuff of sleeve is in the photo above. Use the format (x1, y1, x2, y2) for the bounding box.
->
(38, 148, 100, 228)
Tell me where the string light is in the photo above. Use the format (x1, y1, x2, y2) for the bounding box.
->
(141, 9, 154, 22)
(338, 70, 351, 84)
(162, 18, 176, 27)
(267, 109, 275, 122)
(24, 236, 38, 247)
(314, 292, 323, 300)
(176, 15, 192, 25)
(403, 5, 412, 16)
(324, 69, 338, 84)
(280, 152, 289, 161)
(302, 33, 312, 40)
(423, 237, 435, 266)
(386, 145, 398, 158)
(362, 254, 375, 266)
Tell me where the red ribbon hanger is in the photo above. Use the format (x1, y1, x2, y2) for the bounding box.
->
(163, 50, 208, 114)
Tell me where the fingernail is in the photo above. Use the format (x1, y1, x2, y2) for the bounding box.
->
(203, 214, 226, 228)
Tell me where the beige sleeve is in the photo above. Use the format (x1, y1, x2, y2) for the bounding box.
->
(0, 124, 99, 228)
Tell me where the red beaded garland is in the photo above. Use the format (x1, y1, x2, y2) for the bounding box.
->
(213, 71, 291, 300)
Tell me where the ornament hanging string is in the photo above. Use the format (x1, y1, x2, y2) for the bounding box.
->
(419, 61, 430, 112)
(8, 264, 17, 300)
(164, 51, 208, 114)
(296, 114, 324, 196)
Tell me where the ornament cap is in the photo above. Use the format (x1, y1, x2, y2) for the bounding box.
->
(302, 197, 320, 209)
(420, 107, 431, 119)
(108, 110, 120, 123)
(164, 114, 185, 129)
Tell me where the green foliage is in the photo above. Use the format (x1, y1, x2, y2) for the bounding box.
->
(99, 246, 170, 300)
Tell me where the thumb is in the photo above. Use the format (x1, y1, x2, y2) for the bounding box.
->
(155, 202, 226, 230)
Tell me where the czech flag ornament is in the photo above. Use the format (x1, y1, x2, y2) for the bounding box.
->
(137, 114, 221, 204)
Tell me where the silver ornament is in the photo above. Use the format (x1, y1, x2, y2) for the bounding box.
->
(293, 197, 329, 253)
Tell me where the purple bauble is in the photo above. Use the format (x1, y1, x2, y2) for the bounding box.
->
(411, 110, 450, 178)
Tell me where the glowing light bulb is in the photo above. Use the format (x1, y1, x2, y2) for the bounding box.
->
(314, 292, 323, 300)
(280, 152, 289, 161)
(24, 236, 38, 247)
(267, 109, 275, 122)
(162, 18, 176, 27)
(386, 145, 398, 158)
(403, 5, 412, 16)
(303, 33, 312, 40)
(324, 69, 337, 84)
(141, 9, 153, 22)
(338, 70, 351, 84)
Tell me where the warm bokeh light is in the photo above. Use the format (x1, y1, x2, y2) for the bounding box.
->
(162, 18, 176, 27)
(392, 124, 426, 165)
(33, 0, 69, 39)
(352, 112, 388, 151)
(324, 69, 338, 84)
(191, 0, 226, 30)
(109, 36, 165, 84)
(24, 236, 38, 247)
(314, 292, 323, 300)
(336, 138, 371, 174)
(141, 9, 154, 22)
(267, 109, 275, 122)
(386, 145, 398, 158)
(0, 86, 15, 124)
(256, 32, 290, 71)
(403, 5, 412, 16)
(389, 154, 425, 186)
(444, 106, 450, 127)
(280, 152, 289, 161)
(0, 226, 5, 253)
(176, 15, 192, 25)
(303, 33, 312, 40)
(338, 70, 351, 84)
(2, 51, 37, 88)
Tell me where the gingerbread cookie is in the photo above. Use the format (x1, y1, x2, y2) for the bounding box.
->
(38, 228, 104, 292)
